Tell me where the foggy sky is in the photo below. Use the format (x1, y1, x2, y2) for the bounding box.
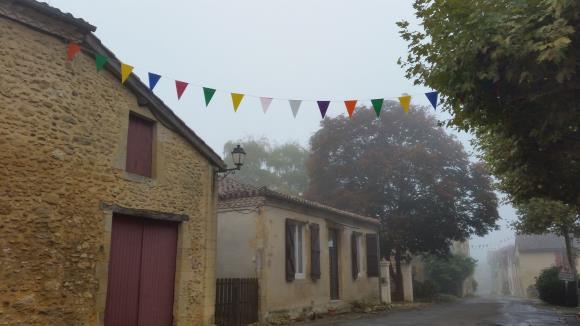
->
(47, 0, 516, 276)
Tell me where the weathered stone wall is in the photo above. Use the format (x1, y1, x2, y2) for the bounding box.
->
(0, 15, 217, 326)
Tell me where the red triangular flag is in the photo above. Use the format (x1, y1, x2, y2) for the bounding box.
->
(67, 43, 81, 61)
(344, 100, 357, 119)
(175, 80, 189, 100)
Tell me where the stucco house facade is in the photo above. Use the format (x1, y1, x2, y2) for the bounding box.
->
(217, 178, 381, 321)
(0, 1, 225, 325)
(488, 234, 580, 298)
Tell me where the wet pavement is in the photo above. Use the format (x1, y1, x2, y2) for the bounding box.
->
(314, 296, 580, 326)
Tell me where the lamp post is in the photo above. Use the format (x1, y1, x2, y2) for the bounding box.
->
(219, 144, 246, 177)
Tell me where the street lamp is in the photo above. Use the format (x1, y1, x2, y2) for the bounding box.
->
(230, 144, 246, 171)
(220, 144, 246, 176)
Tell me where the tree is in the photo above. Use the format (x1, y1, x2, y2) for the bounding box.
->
(425, 254, 476, 296)
(223, 137, 309, 195)
(397, 0, 580, 207)
(305, 103, 499, 296)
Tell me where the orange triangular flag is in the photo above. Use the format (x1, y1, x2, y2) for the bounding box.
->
(344, 100, 357, 119)
(231, 93, 245, 112)
(121, 63, 133, 84)
(398, 95, 411, 113)
(67, 43, 81, 61)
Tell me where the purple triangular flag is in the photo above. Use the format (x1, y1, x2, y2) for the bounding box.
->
(425, 91, 438, 110)
(148, 73, 161, 91)
(317, 101, 330, 118)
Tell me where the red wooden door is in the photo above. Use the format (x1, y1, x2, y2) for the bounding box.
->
(105, 215, 178, 326)
(139, 219, 178, 326)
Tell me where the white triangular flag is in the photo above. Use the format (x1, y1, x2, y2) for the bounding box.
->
(289, 99, 302, 118)
(260, 97, 273, 114)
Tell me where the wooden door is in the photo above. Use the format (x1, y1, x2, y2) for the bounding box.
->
(328, 229, 339, 300)
(105, 215, 178, 326)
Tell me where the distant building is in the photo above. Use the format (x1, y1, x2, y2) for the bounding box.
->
(488, 234, 580, 297)
(217, 178, 381, 321)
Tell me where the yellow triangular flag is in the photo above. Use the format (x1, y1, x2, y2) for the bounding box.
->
(231, 93, 245, 112)
(398, 95, 411, 113)
(121, 63, 134, 84)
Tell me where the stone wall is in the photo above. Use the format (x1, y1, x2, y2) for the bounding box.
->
(0, 15, 217, 326)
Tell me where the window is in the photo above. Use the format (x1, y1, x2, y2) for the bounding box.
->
(294, 224, 305, 279)
(351, 232, 364, 279)
(126, 114, 154, 177)
(285, 219, 306, 282)
(358, 234, 365, 276)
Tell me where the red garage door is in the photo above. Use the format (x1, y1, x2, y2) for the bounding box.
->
(105, 214, 178, 326)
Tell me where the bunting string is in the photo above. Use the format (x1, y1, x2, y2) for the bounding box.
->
(66, 43, 441, 117)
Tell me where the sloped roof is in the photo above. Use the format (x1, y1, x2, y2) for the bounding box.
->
(2, 0, 226, 169)
(218, 178, 379, 226)
(516, 234, 580, 252)
(9, 0, 96, 32)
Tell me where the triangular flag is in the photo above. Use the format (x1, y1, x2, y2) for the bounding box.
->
(67, 43, 81, 61)
(317, 101, 330, 118)
(289, 100, 302, 118)
(95, 54, 108, 71)
(148, 73, 161, 91)
(121, 63, 133, 84)
(398, 95, 411, 113)
(425, 91, 438, 110)
(371, 99, 384, 117)
(344, 100, 357, 119)
(175, 81, 188, 100)
(203, 87, 216, 107)
(260, 97, 273, 113)
(231, 93, 245, 112)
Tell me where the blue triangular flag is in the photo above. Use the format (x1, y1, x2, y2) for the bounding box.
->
(425, 91, 438, 109)
(148, 73, 161, 91)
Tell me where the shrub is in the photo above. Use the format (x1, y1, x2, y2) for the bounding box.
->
(425, 254, 476, 296)
(413, 280, 436, 300)
(536, 266, 568, 306)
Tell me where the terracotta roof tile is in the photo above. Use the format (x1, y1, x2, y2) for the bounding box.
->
(218, 177, 379, 225)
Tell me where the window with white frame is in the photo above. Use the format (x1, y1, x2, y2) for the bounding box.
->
(358, 234, 365, 276)
(294, 223, 305, 278)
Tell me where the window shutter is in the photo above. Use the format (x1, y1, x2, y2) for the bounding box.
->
(285, 219, 296, 282)
(351, 232, 359, 280)
(366, 234, 379, 277)
(310, 224, 321, 280)
(126, 114, 154, 177)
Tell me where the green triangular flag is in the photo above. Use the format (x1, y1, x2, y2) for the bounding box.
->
(203, 87, 216, 107)
(95, 54, 108, 72)
(371, 99, 384, 117)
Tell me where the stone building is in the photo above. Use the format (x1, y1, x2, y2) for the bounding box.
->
(217, 178, 381, 321)
(0, 1, 226, 325)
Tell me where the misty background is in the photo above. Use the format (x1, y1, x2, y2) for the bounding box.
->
(47, 0, 515, 292)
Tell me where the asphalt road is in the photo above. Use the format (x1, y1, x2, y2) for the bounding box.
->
(315, 296, 580, 326)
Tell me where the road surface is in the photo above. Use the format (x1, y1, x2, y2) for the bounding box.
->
(313, 296, 580, 326)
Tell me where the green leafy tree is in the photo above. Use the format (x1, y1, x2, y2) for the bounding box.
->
(223, 137, 309, 195)
(305, 103, 499, 298)
(425, 254, 476, 296)
(397, 0, 580, 207)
